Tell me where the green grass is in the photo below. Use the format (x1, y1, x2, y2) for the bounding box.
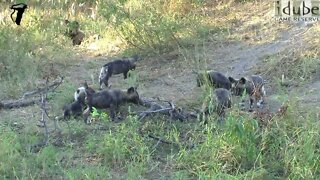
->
(1, 99, 320, 178)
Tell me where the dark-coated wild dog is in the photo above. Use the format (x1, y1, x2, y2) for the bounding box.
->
(99, 55, 139, 89)
(83, 86, 140, 122)
(214, 88, 232, 118)
(63, 95, 85, 119)
(195, 70, 231, 90)
(228, 75, 266, 110)
(201, 88, 232, 124)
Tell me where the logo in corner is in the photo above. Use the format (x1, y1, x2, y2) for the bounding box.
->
(274, 0, 320, 22)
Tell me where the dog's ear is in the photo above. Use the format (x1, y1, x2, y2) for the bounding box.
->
(127, 87, 135, 93)
(228, 77, 236, 83)
(239, 77, 246, 84)
(83, 81, 89, 89)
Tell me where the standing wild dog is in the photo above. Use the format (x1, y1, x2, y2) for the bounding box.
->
(201, 88, 232, 124)
(214, 88, 232, 117)
(228, 75, 266, 110)
(194, 70, 231, 90)
(83, 86, 140, 122)
(99, 55, 139, 89)
(65, 20, 85, 46)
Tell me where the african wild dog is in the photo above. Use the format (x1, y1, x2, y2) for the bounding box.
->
(228, 75, 266, 110)
(195, 70, 231, 90)
(214, 88, 232, 117)
(99, 55, 139, 89)
(200, 88, 232, 124)
(74, 82, 96, 102)
(65, 20, 85, 46)
(61, 82, 96, 120)
(62, 95, 85, 119)
(83, 86, 140, 122)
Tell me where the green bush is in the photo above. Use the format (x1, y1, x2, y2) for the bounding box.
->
(99, 0, 206, 53)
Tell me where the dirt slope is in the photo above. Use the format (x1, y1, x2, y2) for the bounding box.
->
(125, 24, 313, 112)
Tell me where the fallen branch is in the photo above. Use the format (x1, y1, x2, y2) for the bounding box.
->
(0, 77, 63, 109)
(137, 108, 172, 114)
(22, 76, 64, 99)
(137, 97, 199, 149)
(138, 97, 197, 121)
(1, 98, 40, 109)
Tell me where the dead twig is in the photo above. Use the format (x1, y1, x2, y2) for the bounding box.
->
(30, 79, 51, 152)
(138, 97, 197, 121)
(30, 78, 62, 152)
(22, 76, 64, 99)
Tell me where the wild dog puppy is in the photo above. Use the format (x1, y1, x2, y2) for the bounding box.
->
(201, 88, 232, 124)
(99, 55, 139, 89)
(74, 82, 96, 102)
(65, 20, 85, 46)
(59, 82, 96, 120)
(63, 95, 85, 119)
(228, 75, 266, 110)
(195, 70, 231, 90)
(214, 88, 232, 117)
(83, 86, 140, 122)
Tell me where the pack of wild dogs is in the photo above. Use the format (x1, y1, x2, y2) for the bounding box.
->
(60, 53, 267, 124)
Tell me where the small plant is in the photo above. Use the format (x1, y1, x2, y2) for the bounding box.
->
(91, 107, 110, 122)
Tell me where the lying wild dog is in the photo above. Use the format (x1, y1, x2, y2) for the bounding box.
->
(99, 55, 139, 89)
(201, 88, 232, 123)
(194, 70, 231, 90)
(83, 86, 140, 122)
(228, 75, 266, 110)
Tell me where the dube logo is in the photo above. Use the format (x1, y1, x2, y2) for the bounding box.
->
(274, 0, 320, 22)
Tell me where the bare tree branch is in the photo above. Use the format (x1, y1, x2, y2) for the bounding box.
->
(22, 76, 64, 99)
(29, 77, 63, 151)
(0, 76, 63, 109)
